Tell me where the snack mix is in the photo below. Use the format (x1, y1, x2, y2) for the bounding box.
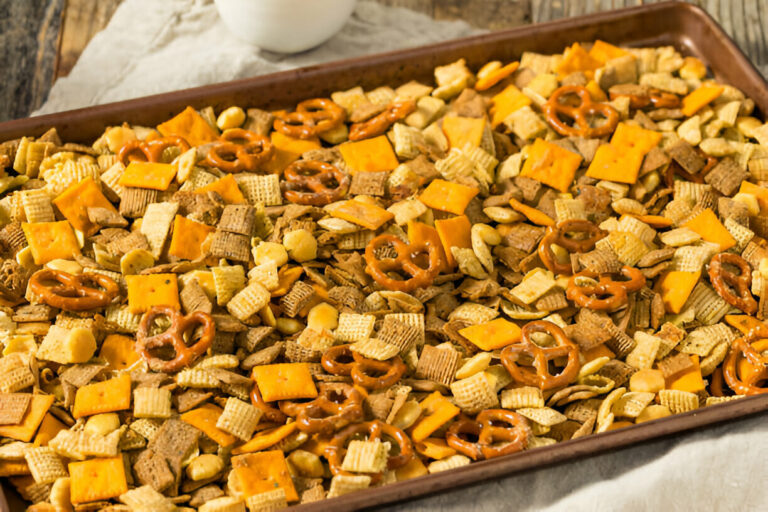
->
(1, 40, 768, 511)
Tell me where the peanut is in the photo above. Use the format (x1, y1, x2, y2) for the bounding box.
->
(216, 106, 246, 130)
(283, 229, 317, 263)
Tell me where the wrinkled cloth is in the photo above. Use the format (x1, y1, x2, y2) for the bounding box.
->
(35, 0, 479, 114)
(30, 1, 768, 512)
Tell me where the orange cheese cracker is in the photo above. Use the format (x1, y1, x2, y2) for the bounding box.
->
(168, 215, 216, 261)
(554, 42, 602, 78)
(682, 208, 736, 251)
(434, 215, 472, 268)
(724, 314, 764, 335)
(475, 61, 519, 91)
(69, 456, 128, 504)
(410, 391, 460, 442)
(157, 106, 219, 146)
(0, 394, 54, 442)
(126, 273, 180, 314)
(181, 404, 238, 447)
(610, 122, 662, 155)
(22, 221, 81, 265)
(681, 84, 725, 117)
(231, 450, 298, 502)
(657, 271, 700, 314)
(196, 174, 246, 204)
(339, 135, 399, 174)
(509, 198, 555, 226)
(667, 355, 705, 393)
(232, 423, 298, 455)
(490, 84, 531, 128)
(98, 334, 142, 371)
(53, 177, 118, 236)
(263, 131, 322, 174)
(588, 40, 628, 64)
(442, 116, 486, 150)
(419, 179, 479, 215)
(118, 162, 177, 191)
(328, 199, 394, 230)
(33, 413, 68, 447)
(586, 143, 645, 184)
(251, 363, 318, 402)
(459, 318, 522, 351)
(520, 138, 583, 192)
(73, 374, 131, 419)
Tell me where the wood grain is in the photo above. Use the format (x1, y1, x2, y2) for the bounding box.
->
(2, 0, 767, 123)
(0, 0, 65, 122)
(55, 0, 123, 78)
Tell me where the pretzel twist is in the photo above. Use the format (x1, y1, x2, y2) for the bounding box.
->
(136, 306, 215, 373)
(321, 345, 407, 390)
(203, 128, 273, 173)
(543, 85, 619, 138)
(566, 266, 646, 311)
(348, 100, 417, 141)
(708, 252, 757, 315)
(538, 219, 607, 275)
(609, 88, 680, 109)
(29, 269, 120, 312)
(364, 234, 441, 292)
(282, 160, 350, 205)
(250, 381, 288, 424)
(723, 328, 768, 395)
(501, 320, 581, 390)
(279, 383, 364, 435)
(273, 98, 345, 139)
(446, 409, 531, 460)
(325, 420, 413, 481)
(118, 136, 190, 166)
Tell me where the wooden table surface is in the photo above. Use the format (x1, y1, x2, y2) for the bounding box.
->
(1, 0, 766, 122)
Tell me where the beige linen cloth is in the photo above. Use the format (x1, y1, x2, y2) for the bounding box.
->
(25, 1, 768, 511)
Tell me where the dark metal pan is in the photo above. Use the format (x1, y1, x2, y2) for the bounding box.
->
(1, 2, 767, 510)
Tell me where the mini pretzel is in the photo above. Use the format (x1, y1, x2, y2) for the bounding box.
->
(446, 409, 531, 460)
(282, 160, 350, 205)
(501, 320, 581, 390)
(609, 88, 680, 109)
(325, 420, 414, 481)
(708, 253, 757, 315)
(250, 382, 287, 424)
(364, 234, 441, 293)
(321, 345, 407, 390)
(566, 266, 646, 311)
(29, 269, 120, 312)
(273, 98, 345, 139)
(279, 383, 364, 435)
(136, 305, 215, 373)
(118, 135, 190, 166)
(543, 85, 619, 138)
(203, 129, 273, 173)
(723, 328, 768, 395)
(538, 220, 607, 275)
(348, 100, 417, 141)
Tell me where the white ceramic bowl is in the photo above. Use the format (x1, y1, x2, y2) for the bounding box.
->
(215, 0, 357, 53)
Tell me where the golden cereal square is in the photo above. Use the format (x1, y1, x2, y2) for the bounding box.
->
(126, 273, 180, 314)
(69, 456, 128, 504)
(251, 363, 318, 402)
